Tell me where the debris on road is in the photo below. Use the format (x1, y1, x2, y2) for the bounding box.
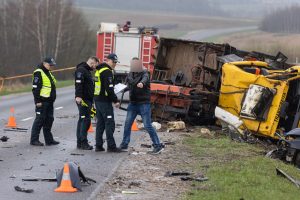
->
(121, 190, 138, 194)
(163, 141, 175, 145)
(1, 146, 13, 148)
(141, 144, 152, 148)
(4, 127, 28, 133)
(22, 177, 57, 182)
(70, 153, 85, 156)
(24, 166, 33, 171)
(14, 186, 34, 193)
(167, 121, 186, 132)
(276, 168, 300, 188)
(152, 122, 161, 130)
(200, 128, 212, 136)
(165, 171, 191, 177)
(0, 136, 9, 142)
(130, 152, 146, 156)
(9, 175, 16, 179)
(128, 181, 142, 188)
(180, 176, 209, 182)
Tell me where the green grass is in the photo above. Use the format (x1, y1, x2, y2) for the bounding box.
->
(0, 80, 73, 96)
(183, 133, 300, 200)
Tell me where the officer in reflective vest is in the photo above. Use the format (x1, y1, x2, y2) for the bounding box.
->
(30, 57, 59, 146)
(75, 56, 99, 150)
(94, 53, 121, 152)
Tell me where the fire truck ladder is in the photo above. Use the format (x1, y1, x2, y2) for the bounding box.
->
(142, 37, 152, 68)
(103, 32, 113, 61)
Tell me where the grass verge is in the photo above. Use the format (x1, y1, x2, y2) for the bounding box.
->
(0, 80, 73, 96)
(183, 132, 300, 200)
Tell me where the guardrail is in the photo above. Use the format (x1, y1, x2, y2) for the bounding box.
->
(0, 67, 76, 92)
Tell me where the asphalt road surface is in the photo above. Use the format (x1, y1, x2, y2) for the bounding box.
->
(0, 87, 138, 200)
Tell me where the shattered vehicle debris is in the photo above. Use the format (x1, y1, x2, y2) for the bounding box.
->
(267, 129, 300, 168)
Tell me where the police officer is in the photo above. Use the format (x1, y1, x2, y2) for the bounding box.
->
(30, 57, 59, 146)
(75, 56, 99, 150)
(94, 53, 121, 152)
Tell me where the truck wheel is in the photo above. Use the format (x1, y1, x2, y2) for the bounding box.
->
(295, 152, 300, 168)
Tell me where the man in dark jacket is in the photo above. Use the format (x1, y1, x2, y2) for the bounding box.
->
(119, 57, 164, 154)
(94, 53, 121, 152)
(30, 57, 59, 146)
(75, 56, 99, 150)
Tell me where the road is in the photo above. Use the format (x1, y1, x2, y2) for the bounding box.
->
(0, 87, 138, 200)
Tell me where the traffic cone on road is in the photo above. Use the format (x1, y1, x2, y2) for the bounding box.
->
(88, 122, 94, 133)
(6, 107, 17, 128)
(54, 163, 78, 193)
(131, 120, 139, 131)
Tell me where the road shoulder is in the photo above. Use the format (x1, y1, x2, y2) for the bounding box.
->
(96, 129, 196, 200)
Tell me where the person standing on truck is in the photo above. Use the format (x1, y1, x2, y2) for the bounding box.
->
(75, 56, 99, 150)
(94, 53, 121, 152)
(30, 57, 59, 146)
(119, 57, 164, 154)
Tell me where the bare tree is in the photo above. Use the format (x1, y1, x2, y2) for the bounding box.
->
(0, 0, 95, 77)
(260, 5, 300, 34)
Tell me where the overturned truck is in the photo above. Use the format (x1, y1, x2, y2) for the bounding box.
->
(149, 37, 300, 167)
(150, 38, 240, 125)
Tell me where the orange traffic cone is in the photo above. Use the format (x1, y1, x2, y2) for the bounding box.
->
(88, 122, 94, 133)
(131, 120, 139, 131)
(6, 107, 17, 128)
(54, 163, 78, 193)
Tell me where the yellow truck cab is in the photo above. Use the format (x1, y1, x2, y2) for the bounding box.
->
(218, 61, 300, 139)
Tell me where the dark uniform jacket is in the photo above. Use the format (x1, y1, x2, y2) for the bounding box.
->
(126, 69, 151, 104)
(94, 63, 118, 103)
(75, 62, 94, 101)
(32, 64, 56, 104)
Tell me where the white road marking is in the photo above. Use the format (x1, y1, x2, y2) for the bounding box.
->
(55, 106, 63, 110)
(21, 117, 34, 122)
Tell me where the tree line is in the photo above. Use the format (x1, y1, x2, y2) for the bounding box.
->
(0, 0, 95, 77)
(260, 5, 300, 34)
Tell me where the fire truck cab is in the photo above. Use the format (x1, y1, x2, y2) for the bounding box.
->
(96, 22, 159, 83)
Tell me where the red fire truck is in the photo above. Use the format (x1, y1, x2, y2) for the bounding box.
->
(96, 22, 159, 83)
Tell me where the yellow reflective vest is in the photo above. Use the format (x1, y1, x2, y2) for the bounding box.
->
(33, 69, 56, 98)
(94, 67, 110, 96)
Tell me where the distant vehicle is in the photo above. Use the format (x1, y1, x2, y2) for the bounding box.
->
(96, 22, 159, 83)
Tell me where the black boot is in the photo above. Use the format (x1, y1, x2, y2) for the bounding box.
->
(30, 141, 44, 146)
(46, 140, 60, 146)
(95, 146, 105, 152)
(81, 143, 93, 150)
